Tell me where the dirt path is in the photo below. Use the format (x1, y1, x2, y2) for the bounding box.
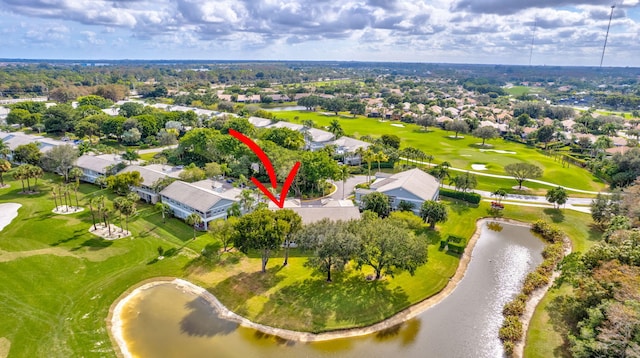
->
(109, 218, 531, 356)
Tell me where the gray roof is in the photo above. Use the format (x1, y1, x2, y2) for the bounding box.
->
(76, 154, 122, 173)
(0, 132, 73, 152)
(330, 136, 371, 153)
(306, 128, 335, 143)
(248, 116, 272, 128)
(370, 168, 439, 201)
(118, 164, 183, 186)
(288, 206, 361, 225)
(160, 180, 240, 212)
(267, 121, 304, 131)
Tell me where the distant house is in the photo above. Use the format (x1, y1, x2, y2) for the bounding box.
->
(159, 179, 242, 229)
(248, 116, 272, 128)
(266, 121, 334, 150)
(0, 131, 74, 162)
(304, 128, 335, 151)
(76, 154, 124, 183)
(355, 168, 439, 213)
(330, 136, 372, 165)
(117, 164, 183, 203)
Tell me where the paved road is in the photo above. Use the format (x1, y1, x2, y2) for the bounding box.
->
(331, 175, 368, 200)
(137, 144, 178, 154)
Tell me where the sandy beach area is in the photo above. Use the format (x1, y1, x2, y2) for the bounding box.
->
(109, 218, 535, 357)
(0, 203, 21, 232)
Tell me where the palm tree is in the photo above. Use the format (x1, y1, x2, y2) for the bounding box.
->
(362, 149, 374, 182)
(155, 202, 171, 223)
(186, 213, 203, 240)
(13, 168, 25, 192)
(0, 159, 10, 187)
(374, 151, 389, 173)
(102, 207, 112, 236)
(338, 165, 353, 199)
(52, 190, 59, 211)
(29, 165, 43, 192)
(113, 197, 126, 232)
(121, 200, 136, 232)
(87, 196, 99, 230)
(0, 140, 10, 160)
(328, 119, 344, 138)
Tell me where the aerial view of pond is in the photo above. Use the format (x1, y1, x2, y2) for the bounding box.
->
(115, 221, 544, 358)
(264, 105, 307, 111)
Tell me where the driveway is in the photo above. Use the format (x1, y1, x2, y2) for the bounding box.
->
(331, 175, 368, 200)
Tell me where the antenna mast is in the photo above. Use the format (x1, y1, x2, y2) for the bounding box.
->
(600, 5, 615, 67)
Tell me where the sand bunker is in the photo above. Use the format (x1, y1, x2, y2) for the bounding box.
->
(0, 203, 21, 232)
(391, 123, 404, 127)
(471, 164, 488, 171)
(0, 337, 10, 358)
(479, 149, 516, 154)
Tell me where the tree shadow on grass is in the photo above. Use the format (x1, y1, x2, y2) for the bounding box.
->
(70, 237, 113, 251)
(50, 228, 87, 246)
(543, 208, 565, 223)
(179, 296, 239, 337)
(210, 267, 286, 317)
(256, 275, 410, 332)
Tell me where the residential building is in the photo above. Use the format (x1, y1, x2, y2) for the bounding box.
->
(117, 164, 183, 204)
(355, 168, 439, 213)
(0, 131, 73, 162)
(330, 136, 371, 165)
(76, 154, 124, 183)
(269, 199, 361, 224)
(159, 179, 242, 229)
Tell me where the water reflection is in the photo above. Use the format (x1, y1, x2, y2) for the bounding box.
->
(119, 222, 544, 358)
(180, 297, 238, 337)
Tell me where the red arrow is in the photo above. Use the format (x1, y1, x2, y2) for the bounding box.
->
(228, 129, 300, 208)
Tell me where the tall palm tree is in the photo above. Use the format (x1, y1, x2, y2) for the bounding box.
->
(328, 119, 344, 138)
(374, 151, 389, 173)
(121, 200, 136, 233)
(362, 149, 374, 182)
(87, 196, 99, 230)
(186, 213, 203, 240)
(13, 169, 25, 192)
(29, 165, 43, 192)
(52, 190, 59, 211)
(155, 202, 171, 223)
(0, 159, 10, 187)
(338, 165, 353, 199)
(0, 140, 10, 160)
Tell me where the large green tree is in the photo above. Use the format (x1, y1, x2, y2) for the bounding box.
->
(352, 215, 428, 280)
(13, 143, 42, 165)
(504, 162, 543, 190)
(275, 209, 302, 266)
(361, 191, 391, 218)
(419, 200, 448, 229)
(233, 209, 286, 273)
(546, 186, 568, 209)
(40, 144, 79, 182)
(296, 219, 358, 282)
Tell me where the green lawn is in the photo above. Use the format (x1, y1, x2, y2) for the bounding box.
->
(270, 110, 606, 193)
(0, 167, 602, 356)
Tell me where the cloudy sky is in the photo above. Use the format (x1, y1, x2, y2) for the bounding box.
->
(0, 0, 638, 67)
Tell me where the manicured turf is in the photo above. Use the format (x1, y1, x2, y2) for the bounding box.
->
(0, 169, 601, 356)
(270, 110, 606, 193)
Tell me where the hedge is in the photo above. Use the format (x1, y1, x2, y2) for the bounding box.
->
(439, 188, 481, 204)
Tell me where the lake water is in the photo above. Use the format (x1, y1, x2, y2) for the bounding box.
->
(117, 222, 544, 358)
(265, 105, 307, 111)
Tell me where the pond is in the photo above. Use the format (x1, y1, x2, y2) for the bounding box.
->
(264, 105, 307, 111)
(114, 221, 544, 358)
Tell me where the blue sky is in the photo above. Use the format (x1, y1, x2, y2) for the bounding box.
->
(0, 0, 638, 67)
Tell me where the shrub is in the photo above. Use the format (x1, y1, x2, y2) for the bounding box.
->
(439, 187, 481, 204)
(499, 315, 523, 342)
(503, 299, 526, 316)
(503, 341, 515, 357)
